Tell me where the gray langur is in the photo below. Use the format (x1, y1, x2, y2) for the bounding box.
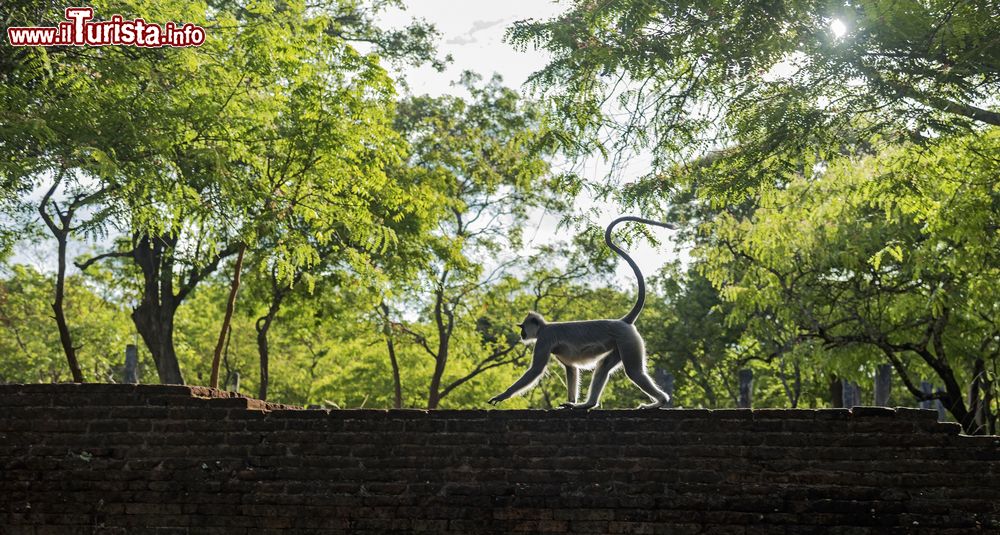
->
(488, 216, 676, 410)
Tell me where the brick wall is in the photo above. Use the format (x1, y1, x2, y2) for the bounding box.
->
(1, 384, 998, 534)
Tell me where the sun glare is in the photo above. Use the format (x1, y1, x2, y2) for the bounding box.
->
(830, 19, 847, 38)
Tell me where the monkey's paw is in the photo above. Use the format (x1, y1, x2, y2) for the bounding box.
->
(487, 395, 506, 406)
(638, 400, 669, 409)
(559, 402, 597, 410)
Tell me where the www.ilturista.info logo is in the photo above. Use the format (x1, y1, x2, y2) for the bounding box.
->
(7, 7, 206, 47)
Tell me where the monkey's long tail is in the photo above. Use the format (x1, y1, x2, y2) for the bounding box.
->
(605, 216, 677, 325)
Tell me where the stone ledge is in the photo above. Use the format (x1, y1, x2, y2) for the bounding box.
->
(0, 383, 963, 429)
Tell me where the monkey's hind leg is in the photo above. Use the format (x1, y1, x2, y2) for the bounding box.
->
(562, 351, 622, 410)
(619, 339, 670, 409)
(565, 364, 580, 404)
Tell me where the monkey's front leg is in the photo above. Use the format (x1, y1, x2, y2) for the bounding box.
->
(488, 346, 550, 406)
(487, 365, 546, 406)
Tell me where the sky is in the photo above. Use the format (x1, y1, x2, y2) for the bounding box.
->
(379, 1, 682, 281)
(379, 1, 565, 96)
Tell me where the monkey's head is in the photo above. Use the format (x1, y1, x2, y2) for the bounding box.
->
(517, 312, 546, 342)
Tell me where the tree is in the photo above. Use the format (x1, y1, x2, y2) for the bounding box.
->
(2, 1, 160, 381)
(209, 245, 245, 389)
(248, 212, 422, 401)
(0, 265, 136, 384)
(386, 73, 579, 409)
(643, 267, 736, 407)
(236, 102, 441, 400)
(509, 0, 1000, 195)
(702, 132, 1000, 433)
(1, 0, 440, 384)
(36, 169, 112, 383)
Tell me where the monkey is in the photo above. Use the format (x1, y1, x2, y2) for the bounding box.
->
(487, 216, 676, 410)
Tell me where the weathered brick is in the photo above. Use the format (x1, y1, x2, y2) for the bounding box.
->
(1, 384, 997, 534)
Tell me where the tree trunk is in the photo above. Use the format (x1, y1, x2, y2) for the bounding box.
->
(256, 320, 271, 401)
(210, 246, 245, 388)
(387, 336, 403, 409)
(127, 233, 236, 384)
(132, 301, 184, 384)
(791, 360, 801, 407)
(38, 177, 84, 383)
(936, 369, 973, 433)
(426, 279, 453, 410)
(968, 358, 987, 434)
(427, 324, 449, 409)
(379, 303, 403, 409)
(426, 319, 449, 409)
(776, 354, 800, 408)
(52, 233, 84, 383)
(130, 234, 185, 384)
(255, 291, 285, 401)
(256, 329, 269, 401)
(427, 360, 444, 409)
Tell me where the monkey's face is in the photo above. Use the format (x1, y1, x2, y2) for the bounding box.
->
(517, 322, 530, 341)
(517, 313, 544, 342)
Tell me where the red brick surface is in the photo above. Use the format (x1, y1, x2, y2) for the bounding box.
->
(1, 384, 998, 534)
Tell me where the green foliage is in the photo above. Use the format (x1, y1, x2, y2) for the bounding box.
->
(1, 0, 448, 384)
(700, 131, 1000, 429)
(0, 265, 141, 383)
(509, 0, 1000, 196)
(383, 73, 582, 408)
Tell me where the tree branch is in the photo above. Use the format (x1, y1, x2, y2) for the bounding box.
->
(38, 172, 65, 237)
(862, 66, 1000, 126)
(392, 323, 438, 360)
(176, 242, 241, 303)
(439, 343, 525, 400)
(74, 249, 135, 271)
